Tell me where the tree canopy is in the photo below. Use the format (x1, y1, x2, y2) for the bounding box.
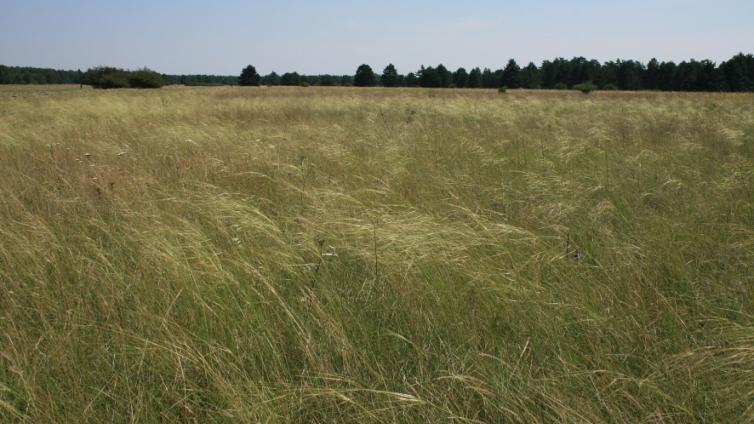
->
(354, 64, 377, 87)
(239, 65, 261, 86)
(453, 68, 469, 88)
(502, 59, 521, 88)
(381, 64, 399, 87)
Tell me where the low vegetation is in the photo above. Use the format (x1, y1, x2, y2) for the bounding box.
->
(574, 82, 596, 94)
(84, 67, 163, 89)
(0, 86, 752, 422)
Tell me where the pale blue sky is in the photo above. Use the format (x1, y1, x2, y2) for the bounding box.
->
(1, 0, 753, 75)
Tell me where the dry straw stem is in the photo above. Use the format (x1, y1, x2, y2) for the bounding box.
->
(0, 85, 753, 422)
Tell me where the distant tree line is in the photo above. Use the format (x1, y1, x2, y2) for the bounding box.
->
(237, 66, 355, 87)
(233, 53, 754, 91)
(0, 65, 164, 88)
(231, 53, 754, 92)
(161, 74, 238, 86)
(264, 73, 355, 86)
(3, 53, 753, 91)
(0, 65, 84, 84)
(342, 53, 753, 92)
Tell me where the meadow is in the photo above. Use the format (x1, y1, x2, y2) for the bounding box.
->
(0, 85, 752, 422)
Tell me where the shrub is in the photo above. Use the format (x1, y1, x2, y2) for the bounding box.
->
(299, 82, 311, 87)
(574, 82, 596, 94)
(85, 67, 162, 89)
(554, 82, 568, 90)
(498, 86, 507, 93)
(128, 68, 163, 88)
(85, 67, 129, 89)
(602, 83, 618, 91)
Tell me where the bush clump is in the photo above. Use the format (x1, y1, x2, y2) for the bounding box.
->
(574, 82, 596, 94)
(498, 86, 507, 93)
(128, 69, 163, 88)
(85, 67, 129, 89)
(554, 82, 569, 90)
(85, 67, 162, 89)
(602, 83, 618, 91)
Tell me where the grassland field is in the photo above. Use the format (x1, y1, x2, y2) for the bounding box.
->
(0, 85, 753, 422)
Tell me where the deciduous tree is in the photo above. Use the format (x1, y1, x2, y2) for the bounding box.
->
(354, 64, 377, 86)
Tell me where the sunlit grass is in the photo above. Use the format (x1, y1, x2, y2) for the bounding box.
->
(1, 85, 753, 422)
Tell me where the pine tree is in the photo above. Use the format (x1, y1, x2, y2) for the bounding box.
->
(381, 64, 399, 87)
(468, 68, 482, 88)
(501, 59, 521, 88)
(453, 68, 469, 88)
(239, 65, 261, 86)
(419, 66, 440, 87)
(644, 58, 660, 90)
(436, 64, 452, 87)
(405, 72, 418, 86)
(519, 62, 541, 88)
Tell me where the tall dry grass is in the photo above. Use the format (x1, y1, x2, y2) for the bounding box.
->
(1, 85, 753, 422)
